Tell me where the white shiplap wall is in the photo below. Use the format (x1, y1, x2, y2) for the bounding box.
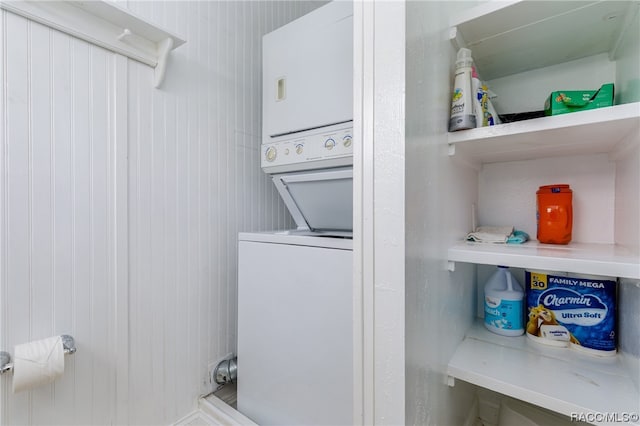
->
(1, 1, 319, 424)
(124, 1, 320, 424)
(405, 2, 481, 425)
(0, 12, 128, 424)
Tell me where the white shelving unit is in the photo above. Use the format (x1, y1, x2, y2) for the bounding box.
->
(448, 321, 640, 424)
(445, 1, 640, 423)
(448, 103, 640, 166)
(449, 241, 640, 280)
(449, 1, 637, 80)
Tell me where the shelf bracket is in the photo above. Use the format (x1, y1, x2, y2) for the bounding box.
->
(448, 26, 467, 51)
(154, 37, 175, 89)
(447, 375, 455, 387)
(447, 261, 455, 272)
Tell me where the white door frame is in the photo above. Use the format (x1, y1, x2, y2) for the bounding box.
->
(353, 1, 406, 424)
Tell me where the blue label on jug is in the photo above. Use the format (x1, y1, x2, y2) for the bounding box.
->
(484, 297, 523, 330)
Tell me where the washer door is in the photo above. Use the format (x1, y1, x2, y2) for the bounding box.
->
(272, 167, 352, 233)
(238, 239, 353, 425)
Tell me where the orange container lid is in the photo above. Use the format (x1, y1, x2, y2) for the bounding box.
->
(537, 184, 572, 194)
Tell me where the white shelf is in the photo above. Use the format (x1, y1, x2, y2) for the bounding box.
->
(449, 1, 638, 80)
(447, 103, 640, 166)
(0, 0, 186, 87)
(448, 241, 640, 280)
(448, 320, 640, 425)
(446, 2, 640, 423)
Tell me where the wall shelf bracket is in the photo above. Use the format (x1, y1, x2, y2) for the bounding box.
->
(0, 0, 186, 89)
(447, 261, 456, 272)
(447, 375, 455, 387)
(154, 37, 175, 88)
(448, 26, 466, 51)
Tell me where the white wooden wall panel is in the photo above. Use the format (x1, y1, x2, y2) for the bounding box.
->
(1, 1, 318, 425)
(123, 1, 314, 424)
(478, 154, 616, 244)
(0, 11, 124, 425)
(405, 2, 482, 425)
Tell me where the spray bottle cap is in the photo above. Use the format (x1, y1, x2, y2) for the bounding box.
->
(456, 48, 473, 69)
(457, 48, 472, 61)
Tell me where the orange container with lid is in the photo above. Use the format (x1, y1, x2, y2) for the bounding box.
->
(536, 184, 573, 245)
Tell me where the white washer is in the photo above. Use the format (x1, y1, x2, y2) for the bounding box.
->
(237, 232, 353, 425)
(236, 169, 353, 425)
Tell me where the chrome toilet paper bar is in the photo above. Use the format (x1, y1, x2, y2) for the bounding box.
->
(0, 335, 76, 374)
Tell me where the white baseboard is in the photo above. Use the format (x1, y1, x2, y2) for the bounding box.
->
(198, 395, 257, 426)
(172, 410, 218, 426)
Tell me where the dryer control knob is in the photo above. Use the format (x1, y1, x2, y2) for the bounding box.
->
(343, 136, 352, 148)
(265, 146, 277, 162)
(324, 138, 336, 150)
(295, 144, 304, 155)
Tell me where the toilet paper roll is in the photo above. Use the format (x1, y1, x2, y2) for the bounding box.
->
(12, 336, 64, 393)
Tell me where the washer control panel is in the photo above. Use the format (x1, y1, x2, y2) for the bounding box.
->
(262, 126, 353, 173)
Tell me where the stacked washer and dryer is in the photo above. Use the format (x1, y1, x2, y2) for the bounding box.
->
(237, 2, 354, 425)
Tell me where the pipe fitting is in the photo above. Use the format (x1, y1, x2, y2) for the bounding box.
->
(213, 357, 237, 385)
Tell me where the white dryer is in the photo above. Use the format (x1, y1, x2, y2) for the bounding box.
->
(261, 0, 353, 175)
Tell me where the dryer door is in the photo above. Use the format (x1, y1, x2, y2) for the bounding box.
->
(272, 168, 352, 232)
(262, 1, 353, 141)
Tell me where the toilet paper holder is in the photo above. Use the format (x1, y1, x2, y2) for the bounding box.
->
(0, 335, 76, 374)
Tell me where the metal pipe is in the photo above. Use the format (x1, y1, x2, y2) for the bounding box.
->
(213, 357, 237, 385)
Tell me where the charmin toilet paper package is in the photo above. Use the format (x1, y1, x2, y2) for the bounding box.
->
(12, 336, 65, 393)
(525, 270, 617, 356)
